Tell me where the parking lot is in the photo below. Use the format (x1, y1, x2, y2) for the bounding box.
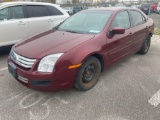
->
(0, 14, 160, 120)
(149, 13, 160, 28)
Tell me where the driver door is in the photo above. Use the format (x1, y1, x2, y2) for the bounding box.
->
(107, 10, 133, 64)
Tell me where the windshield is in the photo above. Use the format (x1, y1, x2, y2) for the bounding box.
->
(58, 11, 112, 34)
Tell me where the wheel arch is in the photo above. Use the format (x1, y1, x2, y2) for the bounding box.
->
(82, 53, 105, 72)
(148, 32, 152, 37)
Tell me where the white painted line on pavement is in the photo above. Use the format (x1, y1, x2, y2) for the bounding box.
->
(148, 89, 160, 107)
(0, 67, 8, 72)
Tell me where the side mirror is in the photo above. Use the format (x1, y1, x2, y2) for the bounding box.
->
(112, 27, 125, 34)
(108, 27, 125, 37)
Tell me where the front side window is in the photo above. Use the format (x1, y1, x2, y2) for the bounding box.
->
(0, 7, 8, 20)
(26, 5, 50, 17)
(0, 6, 24, 20)
(58, 11, 112, 34)
(111, 11, 130, 29)
(130, 10, 145, 26)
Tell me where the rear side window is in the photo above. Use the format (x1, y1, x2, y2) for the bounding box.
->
(111, 11, 130, 29)
(0, 5, 24, 20)
(130, 10, 145, 26)
(46, 5, 63, 15)
(26, 5, 50, 17)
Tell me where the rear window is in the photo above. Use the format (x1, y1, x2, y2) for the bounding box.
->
(26, 5, 50, 18)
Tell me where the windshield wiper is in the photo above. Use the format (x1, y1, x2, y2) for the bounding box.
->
(66, 30, 85, 34)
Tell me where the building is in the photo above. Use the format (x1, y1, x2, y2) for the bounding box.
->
(56, 0, 72, 4)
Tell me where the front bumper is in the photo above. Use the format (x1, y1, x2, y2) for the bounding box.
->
(8, 57, 78, 92)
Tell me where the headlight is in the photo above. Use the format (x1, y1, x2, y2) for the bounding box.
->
(38, 53, 63, 73)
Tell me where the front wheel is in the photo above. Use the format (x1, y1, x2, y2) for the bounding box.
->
(74, 57, 101, 91)
(138, 35, 151, 54)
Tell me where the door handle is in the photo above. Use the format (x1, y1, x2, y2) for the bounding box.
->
(48, 19, 53, 22)
(18, 21, 25, 25)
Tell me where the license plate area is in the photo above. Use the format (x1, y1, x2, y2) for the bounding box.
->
(8, 62, 17, 78)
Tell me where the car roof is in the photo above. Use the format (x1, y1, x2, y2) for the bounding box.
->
(86, 7, 138, 12)
(0, 2, 58, 6)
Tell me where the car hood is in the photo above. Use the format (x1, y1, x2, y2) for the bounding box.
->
(13, 30, 95, 59)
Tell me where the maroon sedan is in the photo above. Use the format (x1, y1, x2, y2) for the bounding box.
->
(151, 4, 157, 13)
(8, 7, 154, 92)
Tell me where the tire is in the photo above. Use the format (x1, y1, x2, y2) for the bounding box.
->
(138, 35, 151, 54)
(74, 57, 101, 91)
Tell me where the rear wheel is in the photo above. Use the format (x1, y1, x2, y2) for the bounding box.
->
(74, 57, 101, 91)
(138, 35, 151, 54)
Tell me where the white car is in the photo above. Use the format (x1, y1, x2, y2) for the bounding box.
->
(0, 2, 69, 48)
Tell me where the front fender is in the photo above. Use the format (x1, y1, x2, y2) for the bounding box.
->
(56, 43, 103, 70)
(71, 44, 102, 64)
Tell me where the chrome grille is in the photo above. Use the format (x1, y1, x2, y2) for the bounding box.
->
(10, 50, 36, 68)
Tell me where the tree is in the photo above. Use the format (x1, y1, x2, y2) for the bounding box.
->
(101, 0, 106, 3)
(72, 0, 79, 3)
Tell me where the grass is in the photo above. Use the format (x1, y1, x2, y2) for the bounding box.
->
(154, 28, 160, 35)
